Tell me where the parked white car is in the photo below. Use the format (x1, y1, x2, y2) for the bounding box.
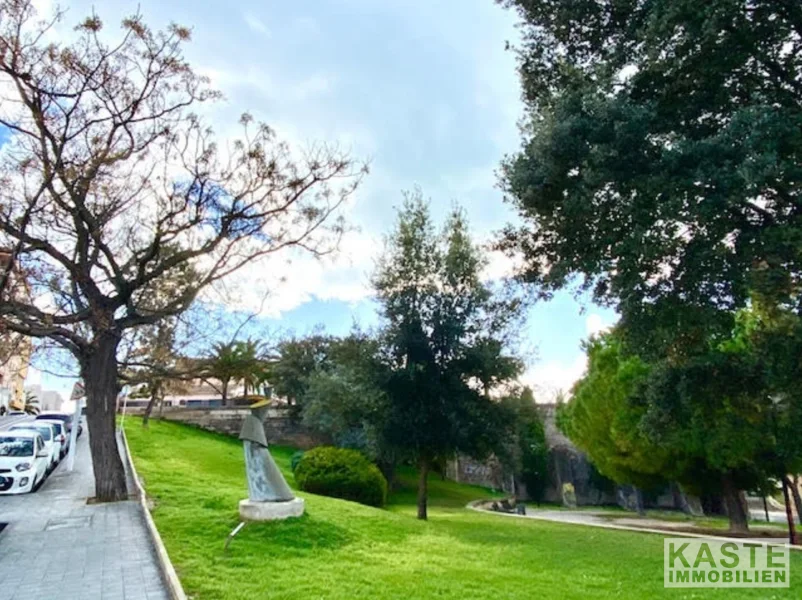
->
(9, 423, 60, 471)
(0, 431, 50, 494)
(36, 419, 68, 458)
(36, 412, 82, 439)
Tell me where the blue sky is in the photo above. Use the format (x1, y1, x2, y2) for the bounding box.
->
(28, 0, 617, 400)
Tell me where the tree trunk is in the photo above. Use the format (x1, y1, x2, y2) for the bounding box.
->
(417, 456, 429, 521)
(782, 477, 798, 545)
(763, 496, 770, 523)
(379, 460, 396, 490)
(142, 381, 161, 428)
(671, 482, 683, 511)
(721, 473, 749, 534)
(672, 482, 701, 516)
(142, 392, 157, 428)
(83, 331, 128, 502)
(790, 475, 802, 526)
(635, 487, 646, 517)
(222, 379, 230, 406)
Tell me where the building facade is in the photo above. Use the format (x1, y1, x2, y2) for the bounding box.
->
(0, 250, 32, 412)
(23, 384, 64, 412)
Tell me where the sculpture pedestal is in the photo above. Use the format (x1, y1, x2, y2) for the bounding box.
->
(238, 498, 305, 521)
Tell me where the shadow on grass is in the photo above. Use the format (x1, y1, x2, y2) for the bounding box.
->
(228, 513, 354, 557)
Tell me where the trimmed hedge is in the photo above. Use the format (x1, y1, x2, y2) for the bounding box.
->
(293, 446, 388, 508)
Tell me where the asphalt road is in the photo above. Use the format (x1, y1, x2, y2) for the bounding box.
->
(0, 414, 34, 431)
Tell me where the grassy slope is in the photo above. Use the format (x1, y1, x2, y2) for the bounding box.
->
(125, 420, 800, 600)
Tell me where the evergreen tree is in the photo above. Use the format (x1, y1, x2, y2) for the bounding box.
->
(498, 0, 802, 354)
(373, 192, 522, 519)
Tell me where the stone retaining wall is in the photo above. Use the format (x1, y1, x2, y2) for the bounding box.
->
(447, 404, 702, 513)
(124, 405, 325, 449)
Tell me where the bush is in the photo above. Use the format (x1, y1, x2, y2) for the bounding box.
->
(294, 446, 388, 507)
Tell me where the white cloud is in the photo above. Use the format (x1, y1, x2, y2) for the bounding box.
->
(585, 313, 608, 337)
(31, 0, 54, 20)
(519, 313, 617, 402)
(481, 249, 520, 282)
(243, 12, 270, 36)
(208, 230, 380, 318)
(290, 73, 336, 101)
(24, 366, 42, 387)
(521, 354, 588, 403)
(32, 290, 57, 312)
(200, 67, 335, 105)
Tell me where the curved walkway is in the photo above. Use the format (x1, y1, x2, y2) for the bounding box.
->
(468, 502, 802, 550)
(0, 427, 170, 600)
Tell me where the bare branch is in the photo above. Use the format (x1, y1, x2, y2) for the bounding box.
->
(0, 0, 364, 366)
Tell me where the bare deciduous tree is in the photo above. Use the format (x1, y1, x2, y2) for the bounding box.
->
(0, 1, 365, 501)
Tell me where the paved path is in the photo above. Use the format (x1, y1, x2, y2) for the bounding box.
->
(750, 509, 792, 524)
(0, 428, 169, 600)
(471, 503, 797, 547)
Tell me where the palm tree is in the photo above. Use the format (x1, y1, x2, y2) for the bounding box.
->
(204, 342, 241, 405)
(237, 339, 263, 397)
(205, 339, 270, 405)
(23, 391, 40, 415)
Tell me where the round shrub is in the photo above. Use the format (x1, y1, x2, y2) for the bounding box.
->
(294, 446, 388, 508)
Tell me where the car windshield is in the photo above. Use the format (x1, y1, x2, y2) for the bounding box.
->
(12, 426, 52, 441)
(0, 437, 34, 457)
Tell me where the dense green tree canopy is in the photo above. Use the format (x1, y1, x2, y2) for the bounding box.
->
(498, 0, 802, 352)
(302, 332, 390, 461)
(269, 334, 333, 407)
(734, 303, 802, 478)
(562, 315, 802, 533)
(561, 333, 669, 489)
(374, 192, 523, 519)
(638, 303, 802, 489)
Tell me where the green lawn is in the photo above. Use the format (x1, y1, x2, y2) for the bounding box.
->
(124, 419, 800, 599)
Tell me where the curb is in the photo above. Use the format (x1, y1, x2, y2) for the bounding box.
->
(467, 501, 802, 551)
(120, 428, 188, 600)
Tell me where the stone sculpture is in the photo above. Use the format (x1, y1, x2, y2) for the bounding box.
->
(238, 399, 304, 520)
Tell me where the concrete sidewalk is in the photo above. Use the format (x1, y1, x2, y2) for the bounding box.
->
(0, 429, 169, 600)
